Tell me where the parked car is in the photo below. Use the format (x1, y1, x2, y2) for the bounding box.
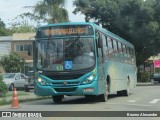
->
(24, 71, 35, 92)
(2, 73, 29, 91)
(150, 73, 160, 83)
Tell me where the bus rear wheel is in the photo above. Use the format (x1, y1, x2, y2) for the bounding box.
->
(117, 81, 130, 96)
(123, 83, 130, 96)
(117, 91, 124, 96)
(52, 95, 63, 103)
(123, 80, 130, 96)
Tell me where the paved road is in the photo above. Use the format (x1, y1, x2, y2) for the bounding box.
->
(0, 83, 160, 120)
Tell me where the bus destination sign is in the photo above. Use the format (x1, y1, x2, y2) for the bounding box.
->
(37, 25, 93, 38)
(44, 27, 85, 36)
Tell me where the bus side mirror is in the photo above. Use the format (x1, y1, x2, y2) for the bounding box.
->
(28, 44, 32, 56)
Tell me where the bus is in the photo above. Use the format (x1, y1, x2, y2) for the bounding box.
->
(31, 22, 137, 103)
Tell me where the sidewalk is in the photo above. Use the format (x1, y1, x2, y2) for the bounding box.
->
(136, 81, 159, 86)
(137, 82, 152, 86)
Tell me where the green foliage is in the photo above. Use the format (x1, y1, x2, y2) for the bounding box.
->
(0, 13, 36, 35)
(33, 0, 69, 23)
(0, 18, 5, 28)
(10, 25, 35, 33)
(155, 68, 160, 73)
(137, 72, 150, 83)
(73, 0, 160, 66)
(0, 67, 8, 97)
(8, 13, 36, 33)
(0, 53, 25, 73)
(0, 76, 8, 97)
(0, 18, 13, 36)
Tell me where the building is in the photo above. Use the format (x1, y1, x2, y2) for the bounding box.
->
(148, 55, 160, 73)
(0, 33, 35, 74)
(12, 33, 35, 74)
(0, 36, 12, 57)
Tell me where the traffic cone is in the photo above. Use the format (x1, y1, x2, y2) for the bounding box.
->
(11, 88, 20, 109)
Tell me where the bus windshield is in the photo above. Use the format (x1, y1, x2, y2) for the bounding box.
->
(36, 37, 95, 71)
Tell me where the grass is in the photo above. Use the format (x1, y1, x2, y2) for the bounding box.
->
(0, 91, 51, 106)
(0, 96, 51, 106)
(0, 97, 7, 106)
(5, 91, 29, 97)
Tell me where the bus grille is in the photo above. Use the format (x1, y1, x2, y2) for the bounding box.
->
(54, 87, 77, 92)
(46, 74, 84, 80)
(52, 82, 79, 85)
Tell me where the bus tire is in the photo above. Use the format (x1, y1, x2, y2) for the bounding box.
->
(123, 80, 130, 96)
(99, 84, 108, 102)
(52, 95, 63, 103)
(117, 91, 123, 96)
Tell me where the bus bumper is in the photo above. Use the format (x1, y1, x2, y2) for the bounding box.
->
(34, 80, 98, 96)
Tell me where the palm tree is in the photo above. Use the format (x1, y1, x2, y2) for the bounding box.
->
(33, 0, 69, 23)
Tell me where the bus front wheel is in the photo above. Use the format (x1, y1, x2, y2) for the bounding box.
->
(52, 95, 63, 103)
(99, 85, 108, 102)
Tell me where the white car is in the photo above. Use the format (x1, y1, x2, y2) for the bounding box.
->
(2, 73, 28, 91)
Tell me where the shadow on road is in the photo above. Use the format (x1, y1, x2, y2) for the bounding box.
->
(26, 93, 120, 105)
(54, 94, 119, 105)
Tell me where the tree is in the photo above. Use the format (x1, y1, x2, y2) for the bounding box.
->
(73, 0, 160, 66)
(8, 13, 36, 33)
(0, 18, 5, 29)
(0, 18, 12, 36)
(0, 53, 25, 73)
(0, 66, 8, 97)
(32, 0, 69, 23)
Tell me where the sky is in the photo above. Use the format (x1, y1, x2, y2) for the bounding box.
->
(0, 0, 85, 27)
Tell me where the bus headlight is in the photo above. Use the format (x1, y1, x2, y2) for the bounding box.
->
(38, 78, 42, 83)
(37, 77, 48, 85)
(82, 74, 95, 85)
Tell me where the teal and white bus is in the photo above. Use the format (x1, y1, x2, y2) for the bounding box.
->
(32, 22, 137, 103)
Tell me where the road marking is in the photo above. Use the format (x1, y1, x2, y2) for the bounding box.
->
(107, 102, 152, 107)
(127, 100, 136, 103)
(149, 99, 160, 104)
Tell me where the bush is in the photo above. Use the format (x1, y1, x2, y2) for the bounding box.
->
(0, 66, 8, 97)
(137, 72, 150, 83)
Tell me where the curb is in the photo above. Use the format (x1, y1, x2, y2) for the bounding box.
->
(136, 82, 158, 86)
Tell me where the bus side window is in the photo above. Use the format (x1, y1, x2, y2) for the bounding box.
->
(102, 34, 108, 59)
(113, 39, 118, 61)
(130, 48, 135, 64)
(107, 37, 114, 60)
(127, 47, 131, 64)
(122, 44, 127, 63)
(133, 49, 136, 64)
(118, 42, 123, 62)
